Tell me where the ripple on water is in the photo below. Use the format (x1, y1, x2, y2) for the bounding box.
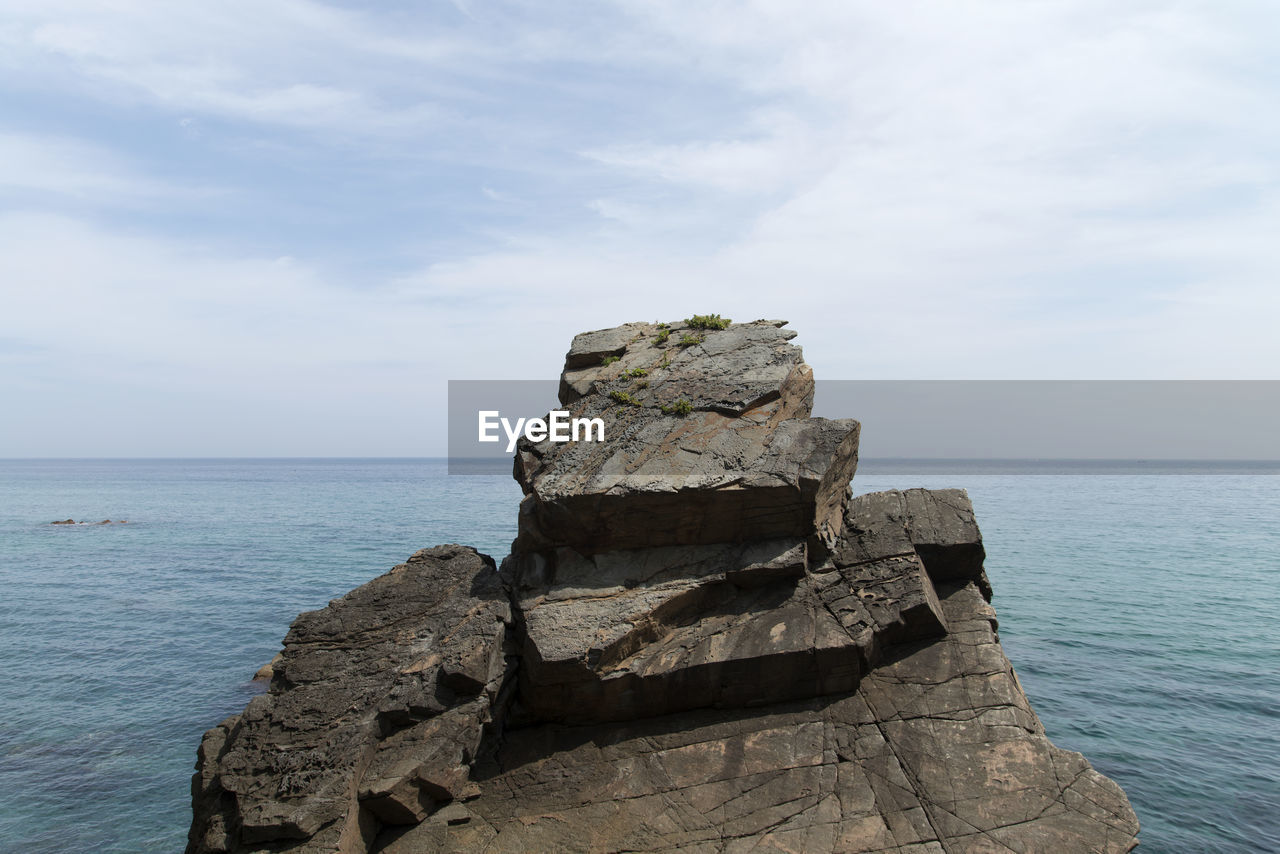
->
(0, 463, 1276, 852)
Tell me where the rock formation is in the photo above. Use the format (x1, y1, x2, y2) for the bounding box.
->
(50, 518, 128, 524)
(188, 319, 1139, 853)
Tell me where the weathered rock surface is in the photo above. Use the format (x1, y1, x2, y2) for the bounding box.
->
(837, 488, 992, 602)
(187, 545, 511, 853)
(502, 487, 977, 726)
(189, 318, 1139, 853)
(515, 320, 858, 553)
(378, 579, 1137, 854)
(504, 538, 864, 724)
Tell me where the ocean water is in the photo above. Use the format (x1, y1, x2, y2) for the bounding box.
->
(0, 459, 1276, 853)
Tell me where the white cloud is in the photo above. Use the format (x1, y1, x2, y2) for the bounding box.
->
(1, 0, 475, 135)
(584, 110, 830, 195)
(0, 213, 418, 371)
(0, 131, 220, 205)
(1, 1, 1278, 455)
(565, 0, 1280, 377)
(0, 212, 514, 454)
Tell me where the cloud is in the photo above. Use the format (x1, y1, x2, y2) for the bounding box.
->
(1, 1, 1278, 455)
(570, 0, 1280, 377)
(584, 111, 830, 195)
(1, 0, 473, 135)
(0, 212, 497, 455)
(0, 131, 221, 206)
(0, 213, 421, 372)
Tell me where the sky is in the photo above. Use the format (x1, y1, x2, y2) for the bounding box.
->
(1, 1, 1277, 456)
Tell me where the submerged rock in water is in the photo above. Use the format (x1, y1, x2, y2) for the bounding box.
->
(187, 319, 1139, 853)
(50, 518, 128, 525)
(251, 652, 282, 682)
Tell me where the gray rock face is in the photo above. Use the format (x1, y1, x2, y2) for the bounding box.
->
(503, 489, 971, 726)
(380, 580, 1137, 854)
(505, 538, 861, 724)
(838, 488, 992, 600)
(187, 545, 511, 854)
(188, 319, 1139, 853)
(515, 319, 858, 553)
(557, 319, 807, 412)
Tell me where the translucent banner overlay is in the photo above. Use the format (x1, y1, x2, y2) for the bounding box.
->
(448, 380, 1280, 475)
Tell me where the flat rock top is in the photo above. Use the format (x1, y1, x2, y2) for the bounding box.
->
(559, 318, 803, 413)
(284, 544, 500, 646)
(520, 319, 816, 492)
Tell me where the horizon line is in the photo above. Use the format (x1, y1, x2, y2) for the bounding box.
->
(4, 456, 1279, 463)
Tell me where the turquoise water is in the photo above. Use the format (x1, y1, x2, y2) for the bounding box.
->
(0, 460, 1276, 853)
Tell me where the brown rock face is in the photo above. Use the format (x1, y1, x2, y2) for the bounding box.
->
(187, 319, 1139, 853)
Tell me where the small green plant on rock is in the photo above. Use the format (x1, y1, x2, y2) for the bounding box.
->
(601, 355, 620, 366)
(653, 328, 670, 345)
(609, 390, 642, 407)
(661, 399, 693, 416)
(626, 368, 648, 378)
(685, 314, 731, 330)
(678, 333, 704, 347)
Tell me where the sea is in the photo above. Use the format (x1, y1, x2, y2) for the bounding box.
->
(0, 458, 1276, 854)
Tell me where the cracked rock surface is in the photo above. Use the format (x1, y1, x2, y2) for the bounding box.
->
(188, 319, 1138, 853)
(378, 580, 1137, 854)
(187, 546, 512, 854)
(514, 320, 859, 553)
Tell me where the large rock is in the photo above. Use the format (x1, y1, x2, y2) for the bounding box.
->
(514, 319, 859, 553)
(189, 318, 1139, 854)
(838, 487, 992, 600)
(187, 545, 511, 854)
(502, 491, 960, 724)
(374, 577, 1137, 854)
(503, 538, 857, 723)
(557, 319, 808, 412)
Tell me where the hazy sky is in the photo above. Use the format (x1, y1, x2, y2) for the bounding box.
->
(2, 1, 1277, 456)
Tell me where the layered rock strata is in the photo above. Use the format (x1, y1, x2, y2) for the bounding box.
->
(514, 320, 859, 553)
(189, 319, 1139, 853)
